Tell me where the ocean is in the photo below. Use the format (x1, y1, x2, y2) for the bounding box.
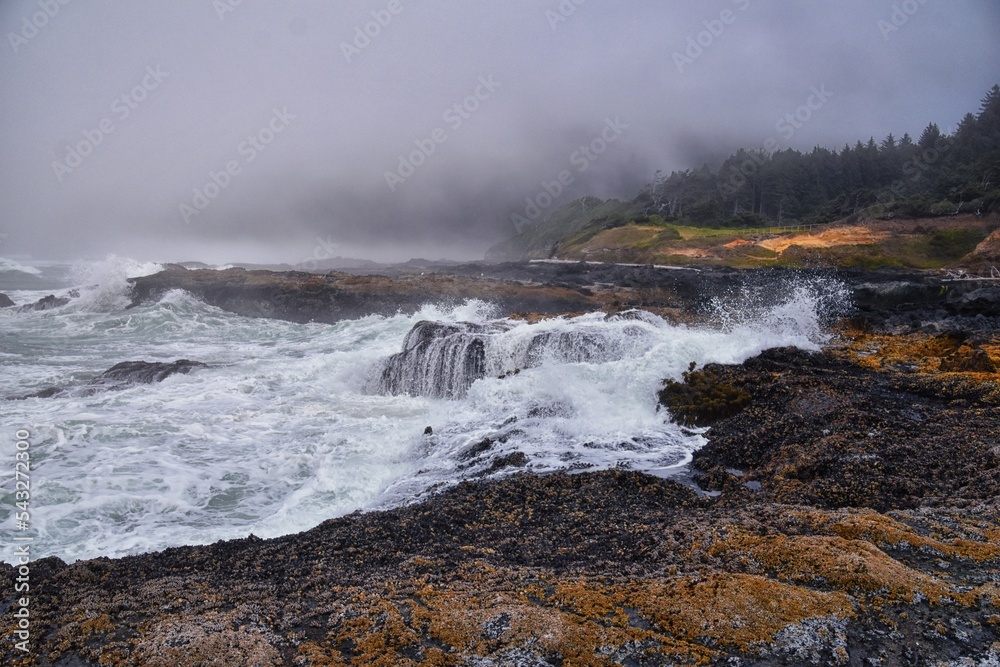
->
(0, 256, 846, 563)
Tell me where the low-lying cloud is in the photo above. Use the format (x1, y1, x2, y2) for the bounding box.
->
(1, 0, 998, 263)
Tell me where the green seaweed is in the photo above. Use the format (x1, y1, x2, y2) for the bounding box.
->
(659, 362, 751, 427)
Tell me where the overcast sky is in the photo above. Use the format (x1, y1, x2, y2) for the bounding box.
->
(1, 0, 998, 263)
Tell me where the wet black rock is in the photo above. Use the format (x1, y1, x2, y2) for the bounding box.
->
(486, 451, 529, 473)
(17, 294, 70, 312)
(127, 263, 1000, 336)
(2, 469, 997, 666)
(955, 286, 1000, 315)
(127, 265, 601, 324)
(375, 321, 498, 399)
(375, 318, 652, 399)
(7, 359, 207, 400)
(0, 293, 14, 308)
(10, 386, 65, 400)
(848, 273, 1000, 332)
(690, 347, 1000, 511)
(87, 359, 207, 388)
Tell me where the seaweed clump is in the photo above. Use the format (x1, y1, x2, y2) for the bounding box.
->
(659, 361, 751, 427)
(939, 345, 998, 373)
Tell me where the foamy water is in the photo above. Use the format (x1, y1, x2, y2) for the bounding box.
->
(0, 256, 849, 563)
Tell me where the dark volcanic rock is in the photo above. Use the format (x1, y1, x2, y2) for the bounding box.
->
(690, 347, 1000, 511)
(374, 318, 653, 399)
(8, 386, 65, 400)
(127, 265, 601, 323)
(1, 470, 997, 666)
(848, 272, 1000, 332)
(375, 321, 499, 399)
(87, 359, 207, 388)
(17, 293, 70, 312)
(0, 292, 14, 307)
(956, 285, 1000, 316)
(7, 359, 207, 400)
(128, 263, 1000, 334)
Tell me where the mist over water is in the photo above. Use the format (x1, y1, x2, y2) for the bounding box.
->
(2, 3, 997, 262)
(0, 257, 848, 563)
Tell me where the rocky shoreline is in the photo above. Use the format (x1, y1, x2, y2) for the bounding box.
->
(126, 262, 1000, 333)
(2, 264, 999, 665)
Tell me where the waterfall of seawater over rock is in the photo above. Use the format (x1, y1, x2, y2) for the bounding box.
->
(372, 311, 662, 399)
(1, 259, 850, 562)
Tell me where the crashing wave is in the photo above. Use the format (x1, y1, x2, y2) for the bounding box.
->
(372, 317, 656, 399)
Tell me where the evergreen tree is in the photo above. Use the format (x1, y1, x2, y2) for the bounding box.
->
(918, 123, 941, 149)
(636, 85, 1000, 226)
(979, 84, 1000, 122)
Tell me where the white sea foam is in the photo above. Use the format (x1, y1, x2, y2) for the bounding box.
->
(66, 255, 164, 312)
(0, 257, 43, 276)
(371, 278, 847, 505)
(0, 267, 847, 563)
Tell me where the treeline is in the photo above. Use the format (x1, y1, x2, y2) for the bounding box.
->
(639, 85, 1000, 228)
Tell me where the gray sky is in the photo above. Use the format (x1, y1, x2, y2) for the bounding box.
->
(1, 0, 998, 263)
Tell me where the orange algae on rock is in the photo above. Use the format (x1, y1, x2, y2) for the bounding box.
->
(709, 531, 950, 603)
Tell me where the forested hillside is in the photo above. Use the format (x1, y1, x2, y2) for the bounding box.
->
(489, 85, 1000, 265)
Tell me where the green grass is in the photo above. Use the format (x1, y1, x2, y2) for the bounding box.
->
(671, 225, 742, 241)
(922, 228, 989, 262)
(670, 225, 805, 241)
(511, 195, 996, 270)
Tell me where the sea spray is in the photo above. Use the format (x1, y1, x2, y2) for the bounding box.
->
(1, 265, 852, 563)
(370, 274, 852, 507)
(706, 272, 853, 342)
(66, 255, 163, 312)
